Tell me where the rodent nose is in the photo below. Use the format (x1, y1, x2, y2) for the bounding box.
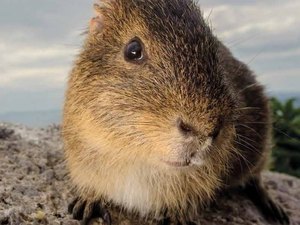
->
(177, 119, 196, 136)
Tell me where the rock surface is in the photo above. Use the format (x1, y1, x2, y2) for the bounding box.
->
(0, 122, 299, 225)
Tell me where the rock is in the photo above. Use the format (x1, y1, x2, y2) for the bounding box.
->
(0, 122, 299, 225)
(0, 126, 14, 140)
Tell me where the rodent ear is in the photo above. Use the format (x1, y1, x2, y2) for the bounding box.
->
(90, 1, 117, 33)
(94, 0, 115, 10)
(89, 3, 105, 33)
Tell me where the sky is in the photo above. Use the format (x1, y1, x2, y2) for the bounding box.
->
(0, 0, 299, 114)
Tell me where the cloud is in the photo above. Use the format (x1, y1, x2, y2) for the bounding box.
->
(0, 0, 91, 98)
(0, 44, 76, 65)
(0, 41, 77, 90)
(259, 68, 300, 93)
(0, 0, 91, 43)
(0, 0, 91, 113)
(200, 0, 300, 92)
(0, 0, 299, 113)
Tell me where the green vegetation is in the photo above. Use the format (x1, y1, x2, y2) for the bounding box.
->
(270, 97, 300, 177)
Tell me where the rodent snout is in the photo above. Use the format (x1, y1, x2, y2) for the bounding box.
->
(177, 118, 223, 140)
(177, 118, 197, 136)
(171, 118, 216, 167)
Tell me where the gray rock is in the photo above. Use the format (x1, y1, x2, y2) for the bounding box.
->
(0, 122, 299, 225)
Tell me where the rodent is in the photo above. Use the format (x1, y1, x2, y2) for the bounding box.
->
(62, 0, 290, 224)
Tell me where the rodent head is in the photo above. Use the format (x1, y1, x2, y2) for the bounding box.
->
(66, 0, 239, 172)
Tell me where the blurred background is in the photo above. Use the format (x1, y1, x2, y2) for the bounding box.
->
(0, 0, 299, 176)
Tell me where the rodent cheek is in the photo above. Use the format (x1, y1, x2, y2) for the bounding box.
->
(149, 129, 186, 161)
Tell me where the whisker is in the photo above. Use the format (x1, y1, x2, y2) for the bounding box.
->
(234, 107, 261, 111)
(244, 121, 272, 125)
(236, 134, 257, 144)
(227, 33, 261, 48)
(246, 49, 264, 66)
(231, 146, 254, 174)
(235, 137, 261, 155)
(237, 122, 299, 142)
(118, 123, 161, 128)
(238, 83, 260, 94)
(273, 127, 300, 142)
(205, 8, 214, 22)
(234, 140, 261, 156)
(235, 124, 262, 138)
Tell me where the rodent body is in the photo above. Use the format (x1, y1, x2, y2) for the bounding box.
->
(63, 0, 289, 224)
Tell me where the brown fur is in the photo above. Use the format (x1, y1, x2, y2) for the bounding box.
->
(63, 0, 273, 222)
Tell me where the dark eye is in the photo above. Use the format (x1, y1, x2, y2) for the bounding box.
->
(124, 38, 144, 63)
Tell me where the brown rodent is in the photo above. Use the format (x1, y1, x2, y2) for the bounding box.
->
(63, 0, 290, 224)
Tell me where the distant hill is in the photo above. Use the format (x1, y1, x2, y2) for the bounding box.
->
(272, 91, 300, 106)
(0, 110, 61, 127)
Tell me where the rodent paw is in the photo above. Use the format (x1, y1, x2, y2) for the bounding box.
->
(242, 178, 290, 225)
(68, 197, 111, 225)
(157, 217, 171, 225)
(260, 198, 290, 225)
(157, 217, 197, 225)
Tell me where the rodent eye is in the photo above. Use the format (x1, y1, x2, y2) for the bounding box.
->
(124, 38, 144, 63)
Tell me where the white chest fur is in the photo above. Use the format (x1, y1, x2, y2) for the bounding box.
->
(108, 165, 159, 216)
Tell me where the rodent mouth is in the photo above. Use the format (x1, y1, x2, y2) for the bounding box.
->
(162, 159, 191, 168)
